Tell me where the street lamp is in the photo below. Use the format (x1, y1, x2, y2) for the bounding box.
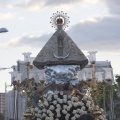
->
(9, 71, 22, 120)
(0, 28, 8, 33)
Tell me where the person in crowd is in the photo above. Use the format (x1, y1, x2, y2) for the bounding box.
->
(78, 113, 95, 120)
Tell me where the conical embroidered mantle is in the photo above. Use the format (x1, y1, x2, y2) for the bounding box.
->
(33, 25, 88, 69)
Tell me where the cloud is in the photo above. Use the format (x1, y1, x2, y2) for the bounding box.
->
(105, 0, 120, 15)
(67, 16, 120, 52)
(3, 16, 120, 53)
(0, 12, 14, 20)
(2, 0, 99, 11)
(3, 17, 120, 52)
(15, 0, 83, 11)
(3, 33, 51, 49)
(0, 0, 18, 9)
(0, 0, 105, 12)
(44, 0, 83, 6)
(15, 0, 45, 11)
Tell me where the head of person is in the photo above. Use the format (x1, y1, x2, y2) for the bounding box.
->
(78, 113, 95, 120)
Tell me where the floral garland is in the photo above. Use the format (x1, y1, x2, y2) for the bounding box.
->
(30, 91, 106, 120)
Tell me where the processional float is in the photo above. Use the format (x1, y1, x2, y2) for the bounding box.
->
(21, 11, 107, 120)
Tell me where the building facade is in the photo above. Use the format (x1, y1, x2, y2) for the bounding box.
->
(0, 93, 5, 114)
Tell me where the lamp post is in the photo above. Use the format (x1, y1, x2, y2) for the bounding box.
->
(9, 71, 22, 120)
(0, 28, 8, 33)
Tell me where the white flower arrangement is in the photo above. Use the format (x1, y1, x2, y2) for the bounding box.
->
(100, 108, 104, 113)
(72, 110, 77, 114)
(49, 112, 54, 117)
(54, 95, 58, 99)
(54, 91, 59, 95)
(56, 108, 61, 113)
(42, 113, 46, 118)
(65, 114, 70, 120)
(71, 96, 75, 101)
(34, 107, 39, 112)
(95, 105, 99, 110)
(73, 102, 78, 107)
(44, 101, 49, 107)
(38, 110, 42, 114)
(67, 106, 71, 111)
(31, 92, 106, 120)
(31, 108, 34, 113)
(75, 114, 79, 118)
(98, 114, 107, 120)
(47, 96, 52, 101)
(49, 105, 55, 110)
(63, 105, 67, 110)
(81, 106, 85, 110)
(50, 116, 54, 120)
(57, 113, 61, 117)
(86, 100, 91, 107)
(59, 99, 63, 104)
(37, 118, 41, 120)
(63, 99, 67, 103)
(63, 95, 67, 99)
(36, 113, 41, 118)
(42, 108, 47, 113)
(67, 100, 71, 104)
(57, 98, 60, 102)
(53, 100, 57, 105)
(55, 119, 59, 120)
(71, 116, 76, 120)
(60, 91, 63, 95)
(47, 110, 51, 114)
(45, 116, 50, 120)
(68, 95, 71, 99)
(75, 97, 79, 102)
(82, 95, 88, 101)
(62, 109, 67, 114)
(56, 104, 61, 108)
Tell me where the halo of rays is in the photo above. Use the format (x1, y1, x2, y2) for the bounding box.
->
(50, 11, 70, 30)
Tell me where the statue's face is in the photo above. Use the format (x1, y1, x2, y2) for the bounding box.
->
(45, 65, 80, 84)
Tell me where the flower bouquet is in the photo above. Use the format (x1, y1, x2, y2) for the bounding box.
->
(30, 90, 106, 120)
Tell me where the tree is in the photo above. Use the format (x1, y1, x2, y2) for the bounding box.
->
(0, 113, 5, 120)
(115, 75, 120, 84)
(113, 74, 120, 120)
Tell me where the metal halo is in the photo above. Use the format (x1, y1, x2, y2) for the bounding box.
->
(50, 11, 70, 30)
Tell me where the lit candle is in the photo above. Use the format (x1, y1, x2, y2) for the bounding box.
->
(95, 72, 103, 82)
(29, 70, 34, 79)
(78, 71, 86, 81)
(86, 68, 92, 81)
(88, 51, 97, 64)
(103, 68, 112, 82)
(16, 73, 22, 83)
(22, 52, 31, 62)
(9, 71, 18, 84)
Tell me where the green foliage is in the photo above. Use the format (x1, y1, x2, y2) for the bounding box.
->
(96, 85, 110, 109)
(115, 75, 120, 84)
(0, 113, 5, 120)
